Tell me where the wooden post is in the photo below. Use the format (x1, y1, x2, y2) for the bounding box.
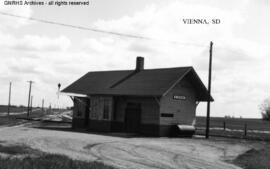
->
(30, 95, 33, 114)
(223, 121, 226, 131)
(205, 41, 213, 139)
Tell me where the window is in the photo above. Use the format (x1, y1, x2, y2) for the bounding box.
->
(161, 113, 174, 117)
(103, 99, 110, 119)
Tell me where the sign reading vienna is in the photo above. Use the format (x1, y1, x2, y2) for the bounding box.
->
(173, 95, 186, 100)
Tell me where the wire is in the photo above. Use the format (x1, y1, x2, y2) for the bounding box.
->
(0, 11, 207, 48)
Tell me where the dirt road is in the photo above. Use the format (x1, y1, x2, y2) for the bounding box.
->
(0, 124, 260, 169)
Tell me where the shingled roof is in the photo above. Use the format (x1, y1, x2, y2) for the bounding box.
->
(62, 66, 213, 101)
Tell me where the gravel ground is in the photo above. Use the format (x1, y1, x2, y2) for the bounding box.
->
(0, 123, 263, 169)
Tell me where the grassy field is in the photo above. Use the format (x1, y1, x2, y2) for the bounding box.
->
(0, 143, 116, 169)
(196, 116, 270, 140)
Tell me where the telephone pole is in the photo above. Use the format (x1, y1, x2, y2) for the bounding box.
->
(205, 41, 213, 139)
(27, 80, 34, 118)
(7, 82, 12, 117)
(30, 95, 33, 114)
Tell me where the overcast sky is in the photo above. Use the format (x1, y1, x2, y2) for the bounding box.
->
(0, 0, 270, 118)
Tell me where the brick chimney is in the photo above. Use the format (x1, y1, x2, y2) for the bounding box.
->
(135, 56, 144, 71)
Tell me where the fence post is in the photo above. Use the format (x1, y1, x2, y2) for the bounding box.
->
(244, 123, 247, 136)
(223, 121, 226, 131)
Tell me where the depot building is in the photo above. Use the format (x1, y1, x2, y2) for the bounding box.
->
(62, 57, 213, 136)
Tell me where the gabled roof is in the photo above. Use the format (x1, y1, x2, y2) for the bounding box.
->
(62, 67, 213, 101)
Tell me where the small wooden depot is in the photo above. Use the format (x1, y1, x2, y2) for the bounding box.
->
(62, 57, 213, 136)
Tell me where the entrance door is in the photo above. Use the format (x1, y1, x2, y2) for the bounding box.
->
(125, 103, 141, 133)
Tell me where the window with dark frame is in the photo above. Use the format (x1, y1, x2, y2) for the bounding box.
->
(161, 113, 174, 117)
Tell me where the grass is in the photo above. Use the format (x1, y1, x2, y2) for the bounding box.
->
(0, 144, 116, 169)
(234, 148, 270, 169)
(0, 154, 116, 169)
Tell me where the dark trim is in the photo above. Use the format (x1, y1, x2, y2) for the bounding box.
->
(140, 123, 160, 136)
(111, 121, 125, 132)
(72, 118, 85, 129)
(73, 117, 194, 137)
(87, 119, 111, 132)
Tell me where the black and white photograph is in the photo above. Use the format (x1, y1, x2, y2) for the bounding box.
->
(0, 0, 270, 169)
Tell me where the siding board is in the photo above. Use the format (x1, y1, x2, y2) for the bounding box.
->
(160, 78, 197, 125)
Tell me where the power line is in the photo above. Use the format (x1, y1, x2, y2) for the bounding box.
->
(0, 11, 206, 48)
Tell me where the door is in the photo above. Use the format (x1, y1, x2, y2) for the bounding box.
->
(125, 103, 141, 133)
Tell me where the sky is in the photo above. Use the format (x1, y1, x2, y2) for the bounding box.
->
(0, 0, 270, 118)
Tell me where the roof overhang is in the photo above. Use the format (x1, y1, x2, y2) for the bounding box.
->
(60, 92, 88, 98)
(162, 67, 214, 102)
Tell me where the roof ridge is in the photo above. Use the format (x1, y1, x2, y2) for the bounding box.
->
(87, 69, 132, 73)
(141, 66, 193, 71)
(87, 66, 193, 73)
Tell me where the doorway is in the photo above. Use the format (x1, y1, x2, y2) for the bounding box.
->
(125, 102, 141, 133)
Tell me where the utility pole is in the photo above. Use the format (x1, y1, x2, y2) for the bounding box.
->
(27, 80, 34, 118)
(205, 41, 213, 139)
(30, 95, 33, 114)
(7, 82, 12, 117)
